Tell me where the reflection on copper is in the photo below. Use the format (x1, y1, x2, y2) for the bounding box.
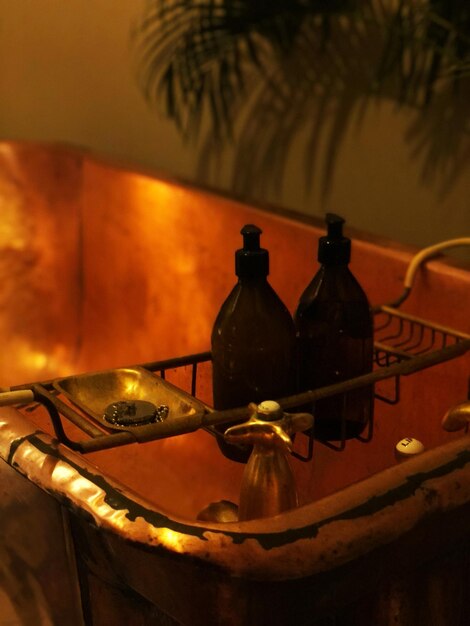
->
(0, 201, 27, 251)
(157, 528, 188, 553)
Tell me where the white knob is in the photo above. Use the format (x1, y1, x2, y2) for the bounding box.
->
(258, 400, 281, 414)
(395, 437, 425, 459)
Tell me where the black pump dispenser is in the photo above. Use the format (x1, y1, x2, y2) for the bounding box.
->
(211, 224, 296, 462)
(294, 213, 374, 441)
(236, 225, 269, 278)
(318, 213, 351, 265)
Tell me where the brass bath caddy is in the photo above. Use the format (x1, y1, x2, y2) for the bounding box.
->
(8, 305, 470, 456)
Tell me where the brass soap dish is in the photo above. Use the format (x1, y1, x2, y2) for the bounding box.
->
(53, 366, 205, 436)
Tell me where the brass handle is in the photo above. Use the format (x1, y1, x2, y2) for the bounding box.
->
(224, 401, 314, 452)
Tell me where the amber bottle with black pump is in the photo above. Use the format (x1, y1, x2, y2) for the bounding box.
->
(294, 213, 374, 441)
(211, 225, 296, 462)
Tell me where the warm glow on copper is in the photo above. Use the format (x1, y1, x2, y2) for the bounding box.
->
(123, 177, 199, 276)
(26, 348, 48, 370)
(0, 144, 20, 170)
(53, 463, 130, 522)
(115, 174, 215, 354)
(0, 194, 27, 252)
(157, 527, 187, 552)
(0, 146, 28, 250)
(0, 214, 27, 251)
(52, 462, 79, 485)
(3, 339, 75, 381)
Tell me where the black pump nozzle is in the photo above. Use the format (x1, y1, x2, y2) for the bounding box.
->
(241, 224, 262, 251)
(236, 224, 269, 277)
(318, 213, 351, 265)
(326, 213, 345, 239)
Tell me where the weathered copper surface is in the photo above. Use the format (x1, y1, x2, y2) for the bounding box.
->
(0, 453, 83, 625)
(1, 405, 469, 624)
(0, 141, 469, 625)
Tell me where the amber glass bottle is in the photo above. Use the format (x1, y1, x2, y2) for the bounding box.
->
(211, 225, 296, 462)
(294, 214, 374, 441)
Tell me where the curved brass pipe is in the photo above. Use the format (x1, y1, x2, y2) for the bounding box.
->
(442, 401, 470, 432)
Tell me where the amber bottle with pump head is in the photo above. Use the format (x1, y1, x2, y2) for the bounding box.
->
(211, 225, 296, 462)
(295, 213, 374, 441)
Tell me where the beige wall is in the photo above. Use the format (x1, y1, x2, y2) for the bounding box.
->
(0, 0, 469, 254)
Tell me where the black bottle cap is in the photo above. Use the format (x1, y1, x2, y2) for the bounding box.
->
(235, 224, 269, 278)
(318, 213, 351, 265)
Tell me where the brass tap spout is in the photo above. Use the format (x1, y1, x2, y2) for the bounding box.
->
(442, 401, 470, 432)
(225, 401, 313, 521)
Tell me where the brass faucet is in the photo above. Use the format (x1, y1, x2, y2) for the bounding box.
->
(442, 401, 470, 432)
(224, 401, 313, 521)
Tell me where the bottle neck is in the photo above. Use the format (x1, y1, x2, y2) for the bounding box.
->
(320, 262, 351, 273)
(237, 273, 269, 285)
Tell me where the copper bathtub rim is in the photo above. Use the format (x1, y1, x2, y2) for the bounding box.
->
(1, 405, 469, 581)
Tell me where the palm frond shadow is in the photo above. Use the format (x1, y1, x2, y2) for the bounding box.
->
(134, 1, 470, 201)
(404, 81, 470, 197)
(221, 11, 384, 199)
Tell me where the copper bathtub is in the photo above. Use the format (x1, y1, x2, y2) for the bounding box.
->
(0, 142, 469, 625)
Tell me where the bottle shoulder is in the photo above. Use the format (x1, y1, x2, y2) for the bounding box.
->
(298, 265, 370, 306)
(295, 265, 372, 334)
(212, 279, 295, 338)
